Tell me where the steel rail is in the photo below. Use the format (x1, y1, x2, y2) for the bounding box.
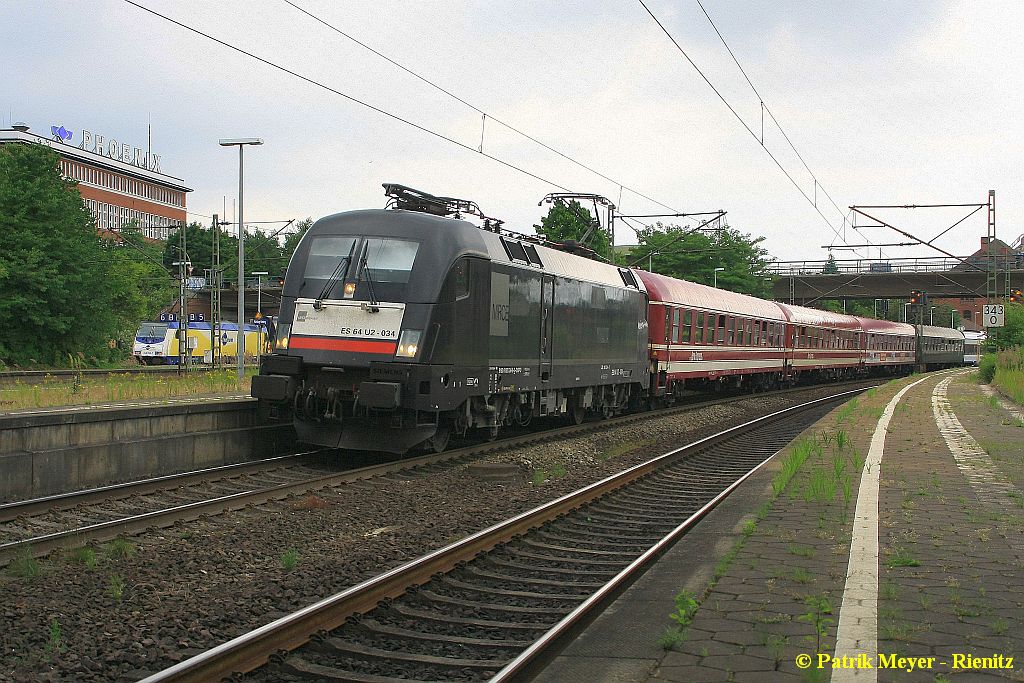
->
(0, 451, 321, 521)
(0, 379, 877, 565)
(136, 388, 866, 683)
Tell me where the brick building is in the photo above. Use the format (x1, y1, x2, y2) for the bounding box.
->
(1, 122, 191, 239)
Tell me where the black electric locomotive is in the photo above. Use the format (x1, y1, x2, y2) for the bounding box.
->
(253, 185, 649, 453)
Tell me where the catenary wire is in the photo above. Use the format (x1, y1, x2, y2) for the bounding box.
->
(279, 0, 685, 217)
(124, 0, 581, 197)
(637, 0, 853, 249)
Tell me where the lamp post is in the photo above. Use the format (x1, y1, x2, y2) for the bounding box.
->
(219, 138, 263, 380)
(172, 260, 191, 371)
(252, 271, 268, 365)
(714, 267, 725, 288)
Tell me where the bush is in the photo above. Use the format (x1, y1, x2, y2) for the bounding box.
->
(979, 354, 996, 383)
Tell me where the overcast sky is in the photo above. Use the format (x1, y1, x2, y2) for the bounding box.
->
(4, 0, 1021, 263)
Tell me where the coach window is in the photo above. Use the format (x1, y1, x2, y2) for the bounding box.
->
(671, 308, 681, 344)
(682, 310, 692, 343)
(717, 315, 726, 344)
(664, 308, 672, 343)
(726, 317, 735, 345)
(695, 312, 705, 344)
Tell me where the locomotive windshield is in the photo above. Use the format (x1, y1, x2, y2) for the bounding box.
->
(300, 236, 419, 299)
(137, 322, 168, 339)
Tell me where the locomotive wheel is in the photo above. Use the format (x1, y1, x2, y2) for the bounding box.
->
(424, 424, 451, 453)
(568, 401, 585, 425)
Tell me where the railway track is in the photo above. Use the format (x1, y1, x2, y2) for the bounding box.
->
(137, 388, 864, 683)
(0, 380, 877, 567)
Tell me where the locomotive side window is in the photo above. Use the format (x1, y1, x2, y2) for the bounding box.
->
(450, 259, 470, 300)
(682, 310, 692, 343)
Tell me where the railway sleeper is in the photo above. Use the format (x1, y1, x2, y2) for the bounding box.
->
(441, 575, 589, 601)
(388, 604, 552, 633)
(413, 588, 570, 616)
(459, 564, 606, 590)
(354, 618, 531, 649)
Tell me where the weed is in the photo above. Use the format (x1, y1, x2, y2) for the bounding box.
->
(835, 429, 849, 450)
(763, 633, 788, 668)
(531, 469, 548, 486)
(43, 618, 65, 661)
(797, 594, 834, 654)
(791, 568, 813, 584)
(879, 581, 900, 601)
(601, 438, 657, 461)
(880, 622, 912, 641)
(669, 590, 699, 629)
(919, 594, 934, 610)
(107, 573, 126, 601)
(742, 519, 757, 537)
(850, 450, 865, 472)
(105, 537, 136, 560)
(657, 627, 686, 650)
(550, 462, 567, 479)
(991, 617, 1009, 635)
(8, 549, 42, 579)
(886, 547, 921, 568)
(773, 438, 815, 495)
(69, 546, 98, 570)
(787, 544, 814, 558)
(803, 467, 837, 505)
(699, 645, 710, 657)
(281, 549, 300, 571)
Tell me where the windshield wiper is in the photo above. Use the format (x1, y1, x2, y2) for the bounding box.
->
(356, 243, 380, 313)
(313, 242, 356, 310)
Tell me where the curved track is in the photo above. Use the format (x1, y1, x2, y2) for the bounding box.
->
(136, 388, 865, 683)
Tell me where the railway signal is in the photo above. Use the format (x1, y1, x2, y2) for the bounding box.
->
(909, 290, 922, 305)
(1010, 288, 1023, 303)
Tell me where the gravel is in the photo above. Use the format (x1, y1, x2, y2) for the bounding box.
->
(0, 385, 853, 682)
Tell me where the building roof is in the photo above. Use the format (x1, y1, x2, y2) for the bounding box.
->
(634, 269, 787, 320)
(0, 128, 191, 192)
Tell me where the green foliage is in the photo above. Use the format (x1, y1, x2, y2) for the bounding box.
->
(822, 253, 839, 274)
(282, 217, 313, 266)
(69, 546, 99, 570)
(669, 589, 700, 629)
(627, 221, 775, 297)
(107, 573, 126, 601)
(978, 354, 997, 383)
(281, 549, 300, 570)
(105, 537, 136, 560)
(535, 201, 612, 261)
(8, 550, 41, 579)
(797, 594, 834, 653)
(0, 143, 176, 366)
(44, 618, 65, 661)
(985, 303, 1024, 350)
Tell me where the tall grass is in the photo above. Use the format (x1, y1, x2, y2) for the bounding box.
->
(0, 369, 253, 412)
(990, 347, 1024, 405)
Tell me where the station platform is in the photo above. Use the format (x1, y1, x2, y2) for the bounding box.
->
(533, 370, 1024, 682)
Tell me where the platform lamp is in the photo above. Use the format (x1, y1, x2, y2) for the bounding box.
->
(252, 271, 269, 365)
(713, 267, 725, 288)
(219, 137, 263, 381)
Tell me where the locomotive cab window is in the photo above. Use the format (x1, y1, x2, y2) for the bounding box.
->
(363, 238, 419, 283)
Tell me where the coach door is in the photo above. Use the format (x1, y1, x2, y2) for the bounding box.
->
(540, 275, 554, 381)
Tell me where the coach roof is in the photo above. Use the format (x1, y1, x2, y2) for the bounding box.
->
(776, 303, 862, 330)
(635, 270, 786, 321)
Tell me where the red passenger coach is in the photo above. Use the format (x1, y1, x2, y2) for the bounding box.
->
(854, 317, 916, 371)
(776, 304, 862, 379)
(635, 270, 789, 399)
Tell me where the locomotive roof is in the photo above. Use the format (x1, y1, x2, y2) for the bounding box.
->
(852, 317, 916, 335)
(775, 303, 862, 330)
(307, 209, 646, 292)
(634, 270, 787, 320)
(917, 325, 966, 341)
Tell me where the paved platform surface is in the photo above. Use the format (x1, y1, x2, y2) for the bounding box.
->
(0, 393, 251, 417)
(532, 370, 1024, 682)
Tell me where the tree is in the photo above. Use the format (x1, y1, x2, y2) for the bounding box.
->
(627, 222, 775, 297)
(823, 253, 839, 274)
(535, 201, 612, 261)
(986, 303, 1024, 350)
(282, 217, 313, 268)
(106, 223, 177, 350)
(0, 143, 119, 365)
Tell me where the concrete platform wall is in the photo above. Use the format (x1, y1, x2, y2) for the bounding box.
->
(0, 400, 297, 501)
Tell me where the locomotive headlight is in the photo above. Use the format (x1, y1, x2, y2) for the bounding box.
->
(395, 329, 422, 358)
(343, 282, 356, 298)
(274, 323, 291, 351)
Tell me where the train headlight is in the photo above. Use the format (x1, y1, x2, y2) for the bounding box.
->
(274, 323, 291, 351)
(395, 329, 422, 358)
(343, 282, 356, 298)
